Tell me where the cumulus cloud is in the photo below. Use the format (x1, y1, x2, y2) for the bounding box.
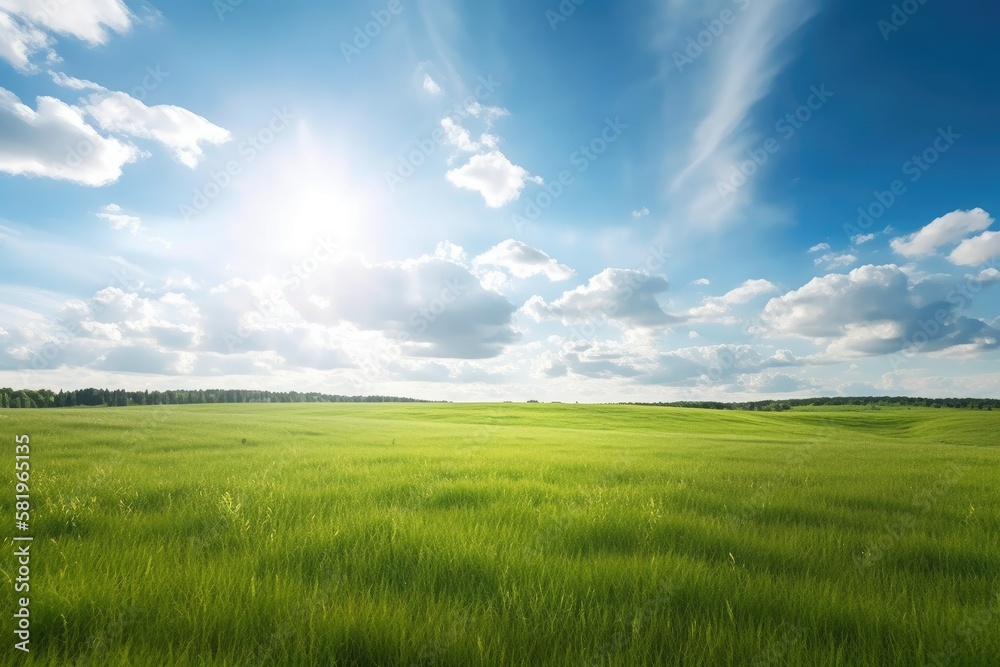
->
(851, 233, 875, 246)
(83, 91, 231, 168)
(686, 278, 777, 322)
(0, 86, 139, 186)
(760, 264, 1000, 359)
(535, 338, 648, 380)
(473, 239, 574, 281)
(949, 231, 1000, 267)
(737, 371, 810, 394)
(445, 150, 541, 207)
(285, 255, 520, 359)
(639, 345, 798, 386)
(523, 268, 678, 329)
(440, 102, 535, 207)
(0, 1, 132, 71)
(632, 207, 650, 219)
(973, 268, 1000, 286)
(691, 278, 711, 286)
(0, 10, 51, 71)
(0, 76, 229, 184)
(890, 208, 993, 258)
(534, 337, 800, 387)
(0, 0, 132, 45)
(0, 243, 531, 381)
(808, 243, 830, 253)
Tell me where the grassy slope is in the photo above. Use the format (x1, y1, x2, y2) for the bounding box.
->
(0, 404, 997, 666)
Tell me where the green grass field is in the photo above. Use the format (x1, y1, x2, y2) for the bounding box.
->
(1, 403, 998, 666)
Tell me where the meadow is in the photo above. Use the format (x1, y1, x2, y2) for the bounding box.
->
(1, 403, 998, 665)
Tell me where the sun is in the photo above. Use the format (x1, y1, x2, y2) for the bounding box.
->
(224, 122, 374, 263)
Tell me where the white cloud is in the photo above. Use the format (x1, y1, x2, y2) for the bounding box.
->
(813, 251, 857, 270)
(98, 203, 140, 233)
(691, 278, 710, 286)
(632, 207, 650, 219)
(738, 371, 810, 394)
(668, 0, 819, 226)
(972, 268, 1000, 286)
(83, 91, 231, 168)
(851, 233, 875, 245)
(808, 242, 830, 253)
(637, 345, 799, 386)
(284, 255, 521, 359)
(97, 204, 169, 248)
(440, 102, 531, 206)
(763, 265, 911, 340)
(535, 337, 801, 388)
(760, 264, 1000, 359)
(432, 240, 467, 264)
(49, 69, 106, 91)
(523, 268, 678, 329)
(465, 102, 509, 125)
(686, 278, 777, 322)
(0, 86, 139, 186)
(890, 208, 994, 258)
(441, 117, 480, 153)
(0, 247, 527, 380)
(473, 239, 574, 281)
(948, 231, 1000, 267)
(445, 150, 541, 208)
(0, 0, 132, 45)
(717, 278, 778, 304)
(0, 10, 51, 71)
(422, 74, 442, 95)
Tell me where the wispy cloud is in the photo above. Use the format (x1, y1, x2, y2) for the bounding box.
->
(666, 0, 819, 227)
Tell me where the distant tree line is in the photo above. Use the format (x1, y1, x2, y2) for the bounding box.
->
(0, 388, 434, 408)
(621, 396, 998, 411)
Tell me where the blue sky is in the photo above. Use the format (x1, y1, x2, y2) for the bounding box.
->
(1, 0, 998, 401)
